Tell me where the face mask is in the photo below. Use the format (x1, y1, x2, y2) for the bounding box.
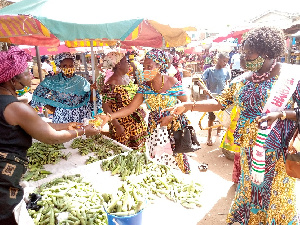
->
(62, 67, 75, 76)
(141, 68, 159, 81)
(245, 56, 265, 72)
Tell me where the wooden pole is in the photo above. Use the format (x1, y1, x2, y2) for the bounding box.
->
(35, 46, 43, 81)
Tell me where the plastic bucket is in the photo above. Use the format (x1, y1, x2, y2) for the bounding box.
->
(106, 209, 143, 225)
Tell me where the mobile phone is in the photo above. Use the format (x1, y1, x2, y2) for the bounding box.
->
(260, 113, 268, 130)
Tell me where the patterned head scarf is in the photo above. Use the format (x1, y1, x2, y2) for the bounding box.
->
(0, 46, 32, 84)
(54, 52, 75, 67)
(145, 49, 169, 74)
(102, 52, 125, 69)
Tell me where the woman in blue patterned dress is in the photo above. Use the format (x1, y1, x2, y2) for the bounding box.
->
(31, 53, 100, 123)
(98, 49, 191, 173)
(164, 27, 300, 224)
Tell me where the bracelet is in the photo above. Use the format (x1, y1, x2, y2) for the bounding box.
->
(82, 128, 86, 136)
(74, 129, 79, 137)
(280, 111, 286, 120)
(107, 113, 113, 121)
(191, 101, 196, 112)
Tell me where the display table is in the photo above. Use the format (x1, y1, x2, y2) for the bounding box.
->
(23, 138, 234, 225)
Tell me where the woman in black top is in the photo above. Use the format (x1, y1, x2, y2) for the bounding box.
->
(0, 47, 100, 225)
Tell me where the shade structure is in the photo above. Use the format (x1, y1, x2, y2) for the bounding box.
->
(213, 29, 250, 44)
(0, 15, 59, 46)
(21, 43, 77, 57)
(0, 0, 190, 48)
(121, 20, 191, 48)
(0, 0, 145, 46)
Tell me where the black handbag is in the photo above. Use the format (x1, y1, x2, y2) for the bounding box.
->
(172, 124, 201, 154)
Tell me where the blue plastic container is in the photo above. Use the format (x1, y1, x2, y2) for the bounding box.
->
(106, 209, 143, 225)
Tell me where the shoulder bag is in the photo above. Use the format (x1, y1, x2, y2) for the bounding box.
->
(286, 108, 300, 178)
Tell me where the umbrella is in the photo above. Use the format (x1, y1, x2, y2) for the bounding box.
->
(213, 29, 250, 43)
(20, 43, 77, 57)
(120, 20, 191, 48)
(0, 0, 190, 112)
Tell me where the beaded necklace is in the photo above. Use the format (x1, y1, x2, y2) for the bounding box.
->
(151, 76, 164, 92)
(251, 59, 277, 83)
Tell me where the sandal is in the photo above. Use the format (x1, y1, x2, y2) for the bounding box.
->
(198, 163, 208, 172)
(206, 140, 213, 146)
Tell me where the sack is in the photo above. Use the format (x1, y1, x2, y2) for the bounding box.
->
(286, 128, 300, 178)
(286, 108, 300, 178)
(173, 125, 201, 154)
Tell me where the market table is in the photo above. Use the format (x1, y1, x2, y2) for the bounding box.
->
(22, 137, 234, 225)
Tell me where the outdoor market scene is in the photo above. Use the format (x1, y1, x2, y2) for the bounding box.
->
(0, 0, 300, 224)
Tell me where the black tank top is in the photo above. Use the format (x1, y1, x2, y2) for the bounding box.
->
(0, 95, 32, 159)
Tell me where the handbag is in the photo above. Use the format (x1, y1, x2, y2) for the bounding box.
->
(286, 108, 300, 178)
(146, 124, 173, 158)
(172, 118, 201, 154)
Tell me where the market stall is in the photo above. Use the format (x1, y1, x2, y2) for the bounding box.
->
(19, 135, 233, 225)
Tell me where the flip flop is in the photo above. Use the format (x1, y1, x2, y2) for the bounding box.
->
(198, 163, 208, 172)
(207, 140, 213, 146)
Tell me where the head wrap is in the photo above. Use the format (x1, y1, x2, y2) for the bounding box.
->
(0, 46, 32, 84)
(54, 52, 75, 67)
(102, 52, 125, 69)
(145, 49, 169, 74)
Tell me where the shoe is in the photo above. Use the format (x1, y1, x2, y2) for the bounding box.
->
(198, 163, 208, 172)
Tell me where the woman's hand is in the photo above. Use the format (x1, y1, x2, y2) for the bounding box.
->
(158, 116, 174, 127)
(83, 124, 101, 137)
(95, 114, 110, 128)
(256, 112, 281, 127)
(67, 122, 82, 130)
(163, 102, 187, 115)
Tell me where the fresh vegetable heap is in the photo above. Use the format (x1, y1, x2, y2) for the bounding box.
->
(24, 142, 70, 181)
(101, 150, 149, 180)
(71, 134, 126, 163)
(28, 174, 107, 225)
(102, 183, 145, 216)
(101, 151, 203, 209)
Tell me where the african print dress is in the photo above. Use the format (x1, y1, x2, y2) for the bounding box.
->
(216, 74, 300, 224)
(101, 82, 148, 150)
(137, 81, 191, 174)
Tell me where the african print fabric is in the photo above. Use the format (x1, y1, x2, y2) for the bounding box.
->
(216, 72, 300, 224)
(100, 82, 148, 150)
(0, 152, 27, 220)
(32, 73, 91, 109)
(137, 81, 191, 174)
(31, 73, 99, 123)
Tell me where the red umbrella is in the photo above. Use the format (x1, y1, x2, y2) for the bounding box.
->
(213, 29, 250, 43)
(23, 43, 77, 57)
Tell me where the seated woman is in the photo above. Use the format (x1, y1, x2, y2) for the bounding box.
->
(96, 52, 147, 150)
(97, 49, 191, 174)
(31, 52, 100, 123)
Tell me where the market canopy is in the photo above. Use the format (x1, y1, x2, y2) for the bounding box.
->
(0, 0, 144, 46)
(213, 29, 250, 44)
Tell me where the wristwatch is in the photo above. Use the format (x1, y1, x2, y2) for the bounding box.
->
(280, 111, 286, 120)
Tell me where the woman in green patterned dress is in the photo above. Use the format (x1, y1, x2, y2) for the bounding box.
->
(97, 49, 191, 173)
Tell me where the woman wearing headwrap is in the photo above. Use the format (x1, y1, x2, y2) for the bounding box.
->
(31, 52, 99, 123)
(96, 52, 147, 149)
(97, 49, 191, 173)
(0, 47, 100, 224)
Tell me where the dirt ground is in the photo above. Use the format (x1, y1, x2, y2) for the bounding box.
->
(182, 77, 299, 225)
(185, 110, 236, 225)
